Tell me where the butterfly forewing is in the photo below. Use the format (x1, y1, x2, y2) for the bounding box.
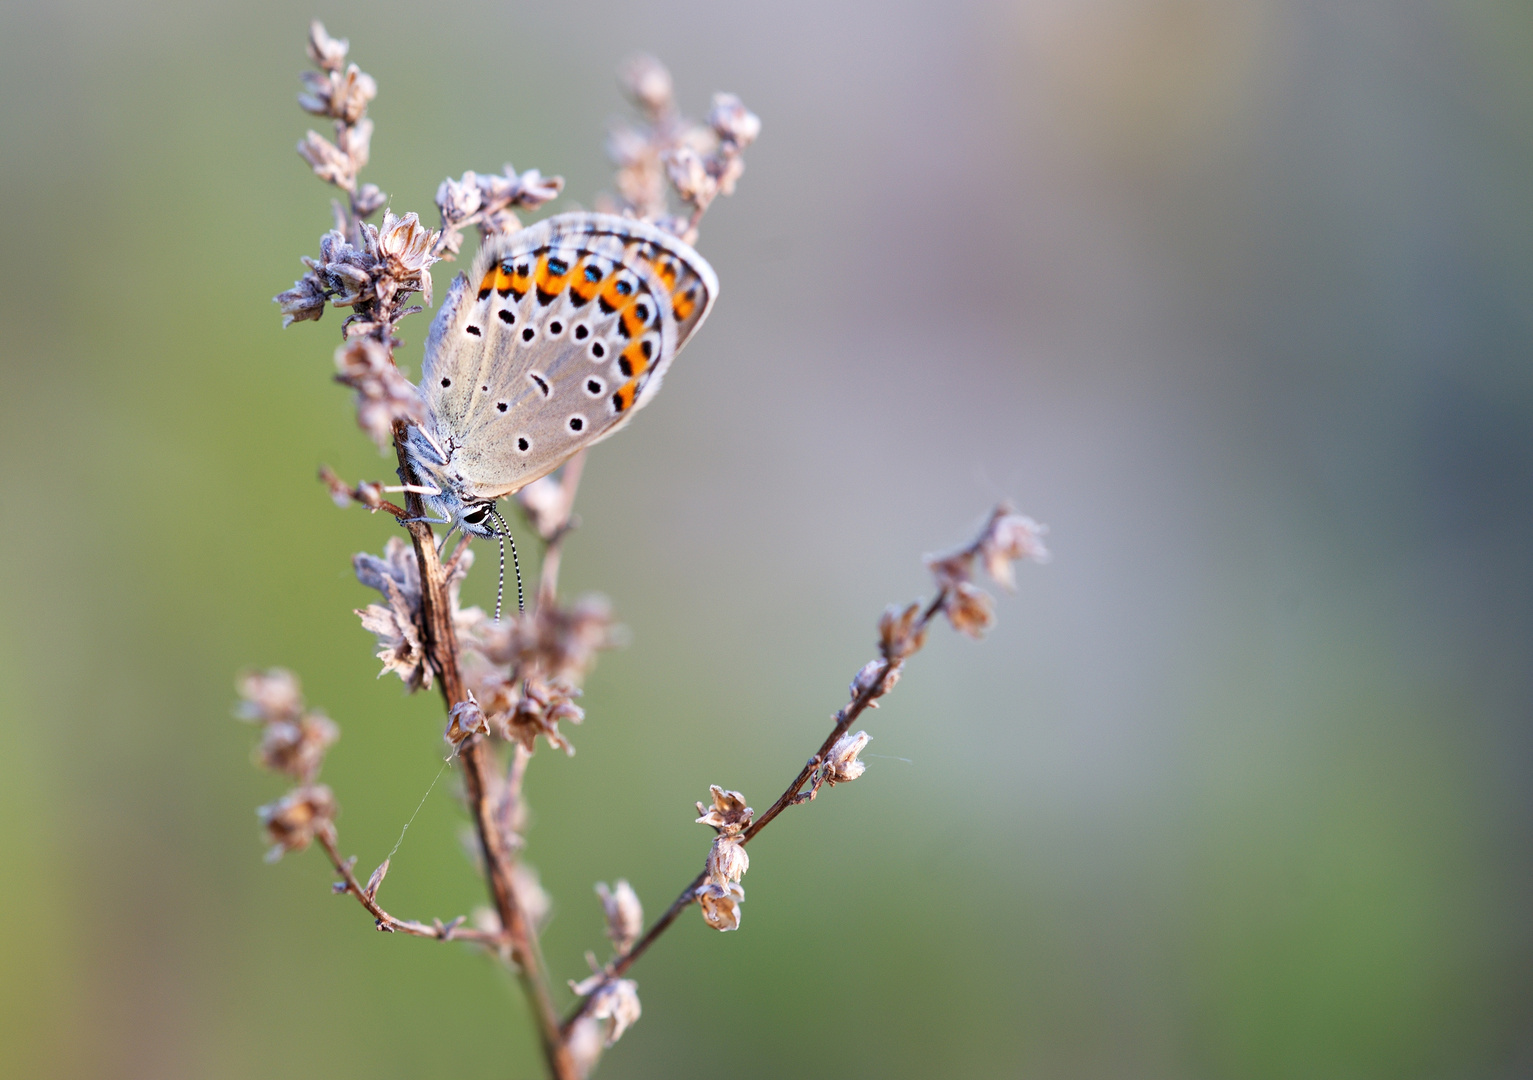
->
(419, 212, 717, 501)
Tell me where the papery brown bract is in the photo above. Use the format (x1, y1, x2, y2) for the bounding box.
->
(706, 835, 749, 883)
(943, 581, 997, 639)
(595, 880, 643, 953)
(695, 785, 753, 834)
(697, 881, 744, 931)
(824, 730, 870, 785)
(258, 784, 336, 861)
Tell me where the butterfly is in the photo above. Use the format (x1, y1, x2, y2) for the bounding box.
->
(401, 212, 717, 547)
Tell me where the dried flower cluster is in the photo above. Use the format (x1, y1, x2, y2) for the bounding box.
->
(237, 668, 339, 782)
(353, 536, 469, 691)
(924, 503, 1049, 639)
(238, 669, 341, 861)
(695, 785, 754, 931)
(295, 22, 384, 215)
(601, 54, 762, 244)
(248, 24, 1041, 1080)
(333, 337, 424, 450)
(277, 22, 443, 346)
(435, 165, 564, 260)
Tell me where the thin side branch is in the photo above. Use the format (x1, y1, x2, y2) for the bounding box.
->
(561, 591, 949, 1033)
(316, 828, 503, 945)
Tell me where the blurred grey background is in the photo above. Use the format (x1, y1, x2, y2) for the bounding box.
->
(2, 0, 1531, 1077)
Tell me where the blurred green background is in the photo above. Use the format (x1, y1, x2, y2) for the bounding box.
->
(3, 0, 1531, 1077)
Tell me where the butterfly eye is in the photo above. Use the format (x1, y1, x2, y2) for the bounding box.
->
(463, 507, 488, 525)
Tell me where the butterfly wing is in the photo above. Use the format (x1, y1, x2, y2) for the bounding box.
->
(419, 212, 718, 501)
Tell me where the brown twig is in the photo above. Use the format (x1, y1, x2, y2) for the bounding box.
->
(392, 421, 580, 1080)
(561, 590, 949, 1034)
(315, 827, 502, 945)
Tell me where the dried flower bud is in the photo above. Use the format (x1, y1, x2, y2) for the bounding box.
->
(508, 166, 564, 208)
(335, 64, 377, 124)
(354, 536, 430, 689)
(618, 54, 674, 117)
(298, 63, 376, 125)
(664, 145, 716, 206)
(943, 581, 996, 639)
(297, 130, 354, 189)
(436, 171, 484, 224)
(824, 730, 870, 784)
(708, 93, 761, 148)
(500, 676, 585, 755)
(236, 668, 304, 724)
(713, 152, 746, 198)
(850, 658, 901, 704)
(256, 711, 339, 782)
(979, 510, 1050, 589)
(336, 116, 373, 171)
(446, 695, 489, 745)
(576, 977, 641, 1046)
(595, 880, 643, 952)
(706, 835, 749, 883)
(376, 210, 440, 292)
(258, 784, 336, 861)
(354, 480, 383, 508)
(924, 549, 974, 590)
(697, 880, 744, 931)
(878, 601, 928, 662)
(353, 183, 387, 218)
(333, 337, 424, 451)
(274, 270, 327, 326)
(306, 20, 349, 71)
(463, 593, 617, 686)
(695, 785, 753, 835)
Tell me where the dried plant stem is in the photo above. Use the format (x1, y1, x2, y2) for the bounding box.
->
(315, 828, 501, 944)
(562, 590, 949, 1033)
(392, 422, 579, 1080)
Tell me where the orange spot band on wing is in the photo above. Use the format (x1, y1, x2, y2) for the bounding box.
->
(612, 379, 638, 413)
(535, 253, 573, 300)
(619, 340, 650, 378)
(672, 285, 698, 322)
(570, 260, 603, 305)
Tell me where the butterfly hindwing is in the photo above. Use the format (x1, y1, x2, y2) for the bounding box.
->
(419, 212, 717, 500)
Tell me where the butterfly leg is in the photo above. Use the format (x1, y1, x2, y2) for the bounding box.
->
(383, 483, 442, 496)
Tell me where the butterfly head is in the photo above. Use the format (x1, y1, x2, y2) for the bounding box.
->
(457, 500, 502, 539)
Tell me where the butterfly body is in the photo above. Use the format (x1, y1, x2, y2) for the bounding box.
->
(403, 212, 717, 538)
